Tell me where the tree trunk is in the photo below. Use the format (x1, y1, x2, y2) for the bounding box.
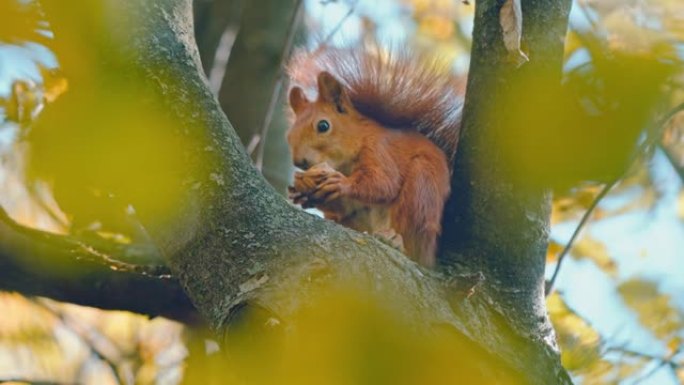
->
(440, 0, 572, 343)
(3, 0, 574, 383)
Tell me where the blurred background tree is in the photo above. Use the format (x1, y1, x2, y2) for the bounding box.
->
(0, 0, 682, 384)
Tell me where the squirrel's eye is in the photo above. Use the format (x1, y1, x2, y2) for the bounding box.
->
(316, 119, 331, 133)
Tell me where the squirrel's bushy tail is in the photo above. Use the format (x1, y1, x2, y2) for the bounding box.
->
(286, 42, 465, 164)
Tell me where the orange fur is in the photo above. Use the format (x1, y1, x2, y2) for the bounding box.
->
(286, 44, 462, 267)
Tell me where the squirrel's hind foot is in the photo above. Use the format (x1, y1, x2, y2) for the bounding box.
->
(373, 228, 405, 253)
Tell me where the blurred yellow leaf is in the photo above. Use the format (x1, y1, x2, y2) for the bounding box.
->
(548, 293, 651, 384)
(546, 240, 564, 264)
(492, 25, 678, 189)
(186, 287, 524, 385)
(551, 184, 603, 225)
(410, 0, 430, 13)
(571, 236, 617, 277)
(618, 278, 684, 341)
(0, 0, 46, 44)
(39, 66, 69, 103)
(0, 294, 89, 383)
(418, 15, 454, 41)
(0, 293, 55, 341)
(667, 336, 682, 356)
(548, 294, 608, 375)
(608, 186, 658, 218)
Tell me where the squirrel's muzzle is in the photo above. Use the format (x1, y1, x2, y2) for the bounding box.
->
(294, 158, 311, 170)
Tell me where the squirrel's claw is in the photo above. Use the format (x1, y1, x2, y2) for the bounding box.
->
(288, 186, 312, 207)
(313, 172, 350, 203)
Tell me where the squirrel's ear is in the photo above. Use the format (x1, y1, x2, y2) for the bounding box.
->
(317, 71, 352, 114)
(289, 86, 308, 114)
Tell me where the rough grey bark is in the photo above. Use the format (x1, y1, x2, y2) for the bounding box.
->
(440, 0, 572, 344)
(5, 0, 574, 383)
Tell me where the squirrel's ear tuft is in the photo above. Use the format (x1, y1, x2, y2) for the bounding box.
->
(317, 71, 352, 114)
(289, 86, 308, 114)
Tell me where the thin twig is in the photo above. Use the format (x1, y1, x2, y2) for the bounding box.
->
(658, 143, 684, 184)
(255, 78, 285, 171)
(632, 360, 670, 385)
(606, 346, 674, 363)
(655, 102, 684, 138)
(667, 364, 682, 384)
(208, 26, 239, 96)
(655, 103, 684, 184)
(246, 134, 261, 155)
(322, 0, 359, 45)
(26, 184, 70, 231)
(545, 180, 616, 295)
(606, 344, 681, 384)
(576, 0, 600, 33)
(546, 102, 684, 296)
(254, 0, 305, 170)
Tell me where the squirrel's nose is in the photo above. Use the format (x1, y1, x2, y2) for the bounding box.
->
(294, 158, 311, 170)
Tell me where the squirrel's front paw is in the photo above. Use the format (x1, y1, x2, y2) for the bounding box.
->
(312, 171, 351, 203)
(288, 186, 314, 208)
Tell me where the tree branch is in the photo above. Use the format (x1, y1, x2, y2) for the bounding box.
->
(0, 207, 199, 324)
(659, 142, 684, 183)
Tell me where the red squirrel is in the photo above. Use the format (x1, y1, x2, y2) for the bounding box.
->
(285, 44, 464, 267)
